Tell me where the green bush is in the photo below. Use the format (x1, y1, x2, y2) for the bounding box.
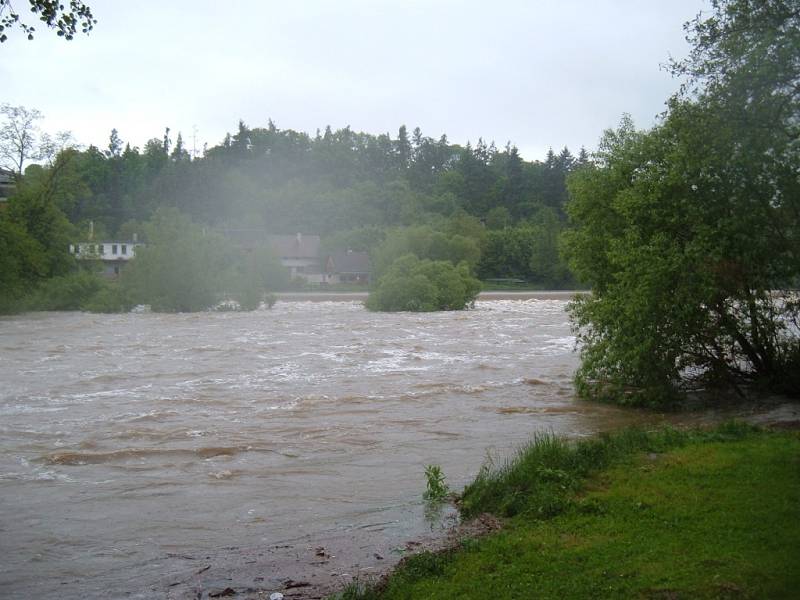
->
(120, 208, 285, 312)
(227, 242, 290, 309)
(120, 209, 233, 311)
(370, 225, 481, 281)
(81, 282, 132, 313)
(25, 270, 108, 311)
(365, 255, 481, 312)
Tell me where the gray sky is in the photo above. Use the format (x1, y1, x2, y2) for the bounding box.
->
(2, 0, 707, 161)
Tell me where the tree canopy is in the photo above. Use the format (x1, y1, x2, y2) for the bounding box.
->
(563, 0, 800, 405)
(119, 208, 286, 312)
(366, 255, 481, 312)
(0, 0, 95, 43)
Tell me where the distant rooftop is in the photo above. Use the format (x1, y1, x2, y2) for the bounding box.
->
(267, 234, 320, 259)
(330, 250, 370, 274)
(221, 229, 321, 259)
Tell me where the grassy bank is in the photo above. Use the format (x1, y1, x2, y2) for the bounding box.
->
(337, 423, 800, 599)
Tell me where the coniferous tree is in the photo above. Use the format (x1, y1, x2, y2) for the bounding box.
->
(106, 128, 122, 158)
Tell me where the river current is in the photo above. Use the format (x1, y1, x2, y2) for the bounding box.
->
(2, 298, 786, 599)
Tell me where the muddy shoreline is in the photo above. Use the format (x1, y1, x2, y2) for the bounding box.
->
(161, 400, 799, 600)
(161, 511, 504, 600)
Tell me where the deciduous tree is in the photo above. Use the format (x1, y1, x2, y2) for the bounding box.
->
(366, 254, 480, 312)
(563, 0, 800, 404)
(0, 0, 95, 43)
(0, 103, 42, 175)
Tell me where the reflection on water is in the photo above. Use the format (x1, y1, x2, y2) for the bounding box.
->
(0, 299, 788, 599)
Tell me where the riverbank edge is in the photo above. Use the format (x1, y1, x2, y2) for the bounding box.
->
(329, 421, 800, 600)
(275, 290, 586, 302)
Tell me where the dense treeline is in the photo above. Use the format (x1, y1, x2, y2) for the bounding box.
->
(47, 121, 586, 239)
(1, 114, 586, 312)
(68, 123, 584, 256)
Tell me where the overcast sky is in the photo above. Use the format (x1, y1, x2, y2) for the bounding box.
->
(2, 0, 707, 161)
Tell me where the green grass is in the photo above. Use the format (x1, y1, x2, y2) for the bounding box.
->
(333, 423, 800, 599)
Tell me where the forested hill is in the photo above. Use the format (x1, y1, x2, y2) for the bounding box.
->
(0, 118, 588, 314)
(41, 121, 586, 241)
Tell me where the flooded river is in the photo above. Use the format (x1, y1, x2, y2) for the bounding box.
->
(1, 298, 793, 599)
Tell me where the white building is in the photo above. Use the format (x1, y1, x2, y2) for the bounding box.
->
(70, 241, 144, 277)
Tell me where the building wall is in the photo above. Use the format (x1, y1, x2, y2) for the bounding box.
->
(70, 242, 144, 279)
(71, 242, 143, 261)
(0, 169, 14, 203)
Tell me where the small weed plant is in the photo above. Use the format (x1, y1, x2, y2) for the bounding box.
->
(423, 464, 450, 502)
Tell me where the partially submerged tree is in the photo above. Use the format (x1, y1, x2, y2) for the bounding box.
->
(563, 0, 800, 405)
(120, 208, 285, 312)
(120, 208, 231, 312)
(370, 224, 482, 281)
(366, 254, 481, 312)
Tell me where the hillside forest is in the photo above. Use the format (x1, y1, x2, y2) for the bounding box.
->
(0, 116, 587, 312)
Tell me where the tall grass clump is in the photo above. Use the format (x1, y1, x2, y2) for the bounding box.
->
(330, 551, 458, 600)
(423, 464, 450, 502)
(331, 579, 381, 600)
(459, 423, 757, 519)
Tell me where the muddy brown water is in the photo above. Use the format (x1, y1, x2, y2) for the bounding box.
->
(1, 297, 795, 599)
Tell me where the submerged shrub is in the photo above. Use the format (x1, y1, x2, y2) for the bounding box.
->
(81, 281, 132, 313)
(120, 208, 285, 312)
(25, 270, 109, 311)
(366, 254, 481, 312)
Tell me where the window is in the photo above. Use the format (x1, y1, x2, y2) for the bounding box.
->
(98, 244, 104, 255)
(121, 244, 127, 255)
(112, 244, 118, 255)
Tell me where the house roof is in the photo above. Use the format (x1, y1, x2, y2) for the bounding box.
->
(75, 241, 143, 245)
(266, 234, 321, 259)
(330, 251, 370, 274)
(220, 229, 322, 259)
(222, 229, 270, 245)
